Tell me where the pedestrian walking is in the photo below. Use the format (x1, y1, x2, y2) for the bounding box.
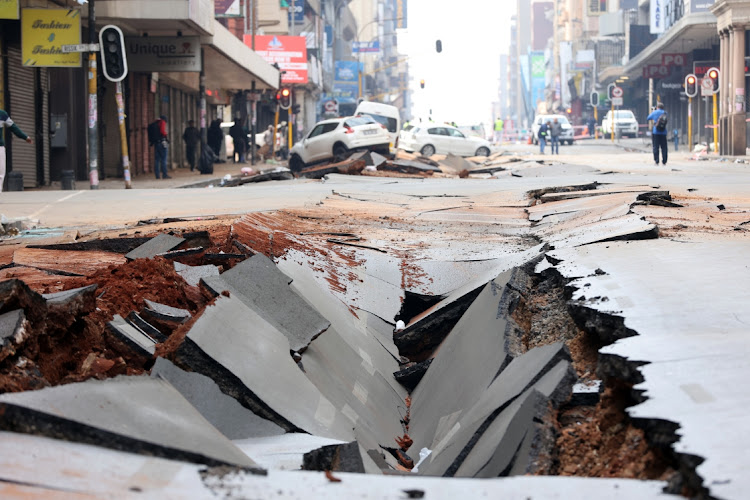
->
(550, 118, 562, 154)
(647, 103, 668, 165)
(493, 117, 504, 143)
(587, 116, 597, 138)
(229, 119, 247, 163)
(538, 120, 549, 154)
(149, 115, 171, 179)
(207, 119, 224, 162)
(182, 120, 200, 171)
(0, 108, 32, 193)
(672, 128, 679, 151)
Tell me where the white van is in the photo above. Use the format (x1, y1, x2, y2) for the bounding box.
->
(355, 101, 401, 150)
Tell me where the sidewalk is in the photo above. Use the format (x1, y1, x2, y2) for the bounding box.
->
(33, 159, 288, 191)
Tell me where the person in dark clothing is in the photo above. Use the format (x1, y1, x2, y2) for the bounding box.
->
(153, 115, 170, 179)
(182, 120, 200, 171)
(0, 108, 32, 193)
(647, 102, 668, 166)
(207, 119, 224, 162)
(550, 118, 562, 154)
(229, 120, 247, 163)
(537, 121, 549, 154)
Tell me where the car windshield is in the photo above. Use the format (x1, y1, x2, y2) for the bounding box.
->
(344, 116, 376, 127)
(614, 111, 635, 119)
(359, 113, 398, 132)
(543, 116, 570, 125)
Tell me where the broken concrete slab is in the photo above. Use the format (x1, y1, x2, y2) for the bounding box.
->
(151, 357, 284, 440)
(394, 358, 433, 391)
(437, 154, 478, 174)
(106, 314, 157, 359)
(299, 158, 367, 179)
(174, 261, 220, 287)
(233, 434, 352, 471)
(240, 170, 295, 183)
(142, 299, 192, 324)
(302, 441, 367, 473)
(12, 247, 127, 276)
(28, 236, 152, 254)
(0, 375, 260, 468)
(173, 294, 354, 440)
(126, 311, 167, 342)
(125, 233, 185, 261)
(0, 309, 27, 363)
(510, 163, 599, 178)
(201, 253, 329, 353)
(0, 279, 50, 326)
(379, 159, 441, 175)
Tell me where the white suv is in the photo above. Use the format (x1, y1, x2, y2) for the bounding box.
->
(289, 116, 391, 172)
(601, 110, 639, 137)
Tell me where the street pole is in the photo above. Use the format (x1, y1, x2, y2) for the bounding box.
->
(610, 97, 614, 143)
(199, 48, 207, 157)
(250, 81, 256, 166)
(87, 0, 99, 188)
(688, 96, 693, 152)
(712, 92, 718, 153)
(115, 82, 131, 188)
(594, 106, 598, 140)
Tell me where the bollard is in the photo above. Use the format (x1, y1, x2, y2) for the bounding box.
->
(6, 171, 23, 192)
(61, 170, 76, 190)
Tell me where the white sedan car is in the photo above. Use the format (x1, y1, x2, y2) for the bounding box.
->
(399, 124, 492, 157)
(289, 115, 391, 172)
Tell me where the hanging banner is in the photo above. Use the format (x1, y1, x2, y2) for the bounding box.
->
(391, 0, 407, 29)
(22, 8, 81, 67)
(650, 0, 664, 34)
(248, 35, 308, 84)
(0, 0, 19, 20)
(215, 0, 242, 17)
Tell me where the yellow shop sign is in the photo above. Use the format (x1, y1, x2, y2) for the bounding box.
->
(22, 8, 81, 67)
(0, 0, 19, 20)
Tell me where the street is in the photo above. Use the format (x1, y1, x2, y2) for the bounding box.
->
(0, 141, 748, 499)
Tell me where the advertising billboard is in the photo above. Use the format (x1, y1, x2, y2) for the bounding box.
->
(0, 0, 19, 20)
(22, 8, 81, 67)
(248, 35, 308, 84)
(650, 0, 665, 34)
(126, 37, 201, 72)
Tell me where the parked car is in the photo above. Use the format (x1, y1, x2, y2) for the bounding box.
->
(288, 115, 391, 172)
(601, 110, 639, 137)
(355, 101, 400, 150)
(399, 124, 492, 157)
(531, 115, 575, 145)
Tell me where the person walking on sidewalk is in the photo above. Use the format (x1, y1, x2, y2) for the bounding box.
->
(538, 120, 549, 154)
(153, 115, 171, 179)
(493, 117, 504, 143)
(550, 117, 562, 155)
(647, 103, 668, 166)
(182, 120, 200, 171)
(0, 108, 32, 193)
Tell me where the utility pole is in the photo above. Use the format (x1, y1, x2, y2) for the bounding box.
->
(87, 0, 99, 188)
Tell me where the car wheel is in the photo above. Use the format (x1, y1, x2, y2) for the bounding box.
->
(420, 144, 436, 157)
(333, 144, 350, 162)
(289, 155, 305, 173)
(475, 146, 490, 156)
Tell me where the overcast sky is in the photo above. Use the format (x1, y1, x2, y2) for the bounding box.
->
(400, 0, 514, 127)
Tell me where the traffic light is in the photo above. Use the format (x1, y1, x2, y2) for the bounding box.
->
(607, 83, 615, 100)
(590, 91, 599, 107)
(420, 79, 425, 89)
(99, 25, 128, 82)
(685, 73, 697, 97)
(707, 67, 720, 94)
(278, 87, 291, 109)
(436, 40, 442, 53)
(291, 103, 301, 115)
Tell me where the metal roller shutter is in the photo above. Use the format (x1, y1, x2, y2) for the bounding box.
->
(7, 46, 37, 188)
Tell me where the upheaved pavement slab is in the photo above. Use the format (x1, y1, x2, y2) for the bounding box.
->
(548, 239, 750, 500)
(125, 233, 185, 260)
(174, 294, 354, 440)
(151, 357, 284, 440)
(202, 253, 330, 353)
(107, 314, 157, 358)
(0, 309, 27, 362)
(0, 375, 259, 468)
(417, 343, 573, 477)
(143, 299, 192, 324)
(0, 430, 673, 499)
(174, 261, 220, 286)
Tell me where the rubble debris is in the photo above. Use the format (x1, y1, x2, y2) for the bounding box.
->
(379, 159, 440, 175)
(324, 470, 343, 482)
(151, 358, 285, 440)
(0, 309, 28, 363)
(172, 294, 353, 439)
(174, 261, 220, 287)
(436, 154, 478, 174)
(142, 299, 192, 324)
(12, 247, 127, 276)
(158, 247, 205, 260)
(201, 253, 330, 353)
(28, 236, 151, 254)
(302, 441, 367, 473)
(635, 191, 683, 208)
(241, 169, 294, 183)
(0, 375, 261, 468)
(125, 233, 185, 261)
(717, 204, 726, 211)
(106, 314, 157, 360)
(298, 158, 367, 179)
(570, 380, 603, 406)
(393, 358, 433, 391)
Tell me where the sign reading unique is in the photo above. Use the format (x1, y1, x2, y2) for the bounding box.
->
(22, 8, 81, 67)
(126, 37, 201, 72)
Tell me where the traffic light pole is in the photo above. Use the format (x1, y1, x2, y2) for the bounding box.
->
(87, 0, 99, 189)
(115, 81, 131, 188)
(713, 92, 718, 154)
(594, 106, 598, 140)
(688, 97, 693, 152)
(611, 99, 615, 143)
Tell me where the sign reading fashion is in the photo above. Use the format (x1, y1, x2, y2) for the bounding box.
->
(21, 8, 81, 67)
(125, 37, 201, 72)
(0, 0, 19, 20)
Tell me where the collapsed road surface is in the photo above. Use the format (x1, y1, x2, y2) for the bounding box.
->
(0, 150, 748, 499)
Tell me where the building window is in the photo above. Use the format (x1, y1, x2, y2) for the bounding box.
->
(588, 0, 607, 16)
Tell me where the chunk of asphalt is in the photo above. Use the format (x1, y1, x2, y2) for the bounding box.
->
(150, 357, 284, 440)
(126, 311, 167, 342)
(394, 359, 433, 391)
(0, 279, 48, 325)
(570, 379, 602, 406)
(302, 441, 366, 473)
(408, 270, 516, 454)
(174, 261, 220, 287)
(380, 159, 441, 174)
(417, 343, 572, 477)
(0, 309, 27, 363)
(142, 299, 191, 324)
(173, 294, 353, 440)
(125, 233, 185, 261)
(0, 375, 261, 469)
(42, 285, 98, 308)
(27, 236, 152, 254)
(201, 253, 330, 353)
(107, 314, 157, 358)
